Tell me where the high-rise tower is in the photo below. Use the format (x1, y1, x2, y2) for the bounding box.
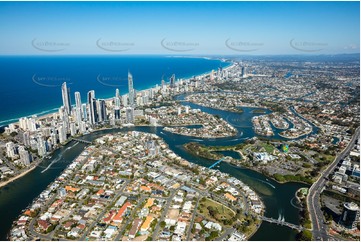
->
(115, 88, 120, 99)
(61, 82, 72, 115)
(87, 90, 98, 125)
(74, 92, 82, 109)
(114, 89, 121, 120)
(128, 71, 135, 106)
(170, 74, 175, 88)
(74, 91, 82, 125)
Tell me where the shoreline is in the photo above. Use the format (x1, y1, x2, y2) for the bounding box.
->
(0, 58, 234, 128)
(0, 138, 74, 189)
(183, 99, 244, 113)
(278, 130, 312, 139)
(2, 126, 307, 241)
(181, 133, 313, 186)
(8, 129, 264, 241)
(1, 58, 302, 240)
(0, 162, 38, 188)
(229, 160, 313, 186)
(269, 119, 289, 130)
(295, 188, 305, 205)
(164, 128, 238, 139)
(290, 106, 321, 128)
(0, 59, 233, 188)
(246, 220, 263, 240)
(183, 141, 313, 187)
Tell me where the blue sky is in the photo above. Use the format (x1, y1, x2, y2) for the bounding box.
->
(0, 1, 359, 55)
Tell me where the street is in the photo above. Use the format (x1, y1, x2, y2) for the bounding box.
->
(307, 127, 359, 241)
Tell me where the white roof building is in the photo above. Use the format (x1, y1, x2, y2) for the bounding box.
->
(174, 221, 187, 236)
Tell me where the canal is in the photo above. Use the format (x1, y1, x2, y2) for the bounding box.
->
(0, 95, 314, 240)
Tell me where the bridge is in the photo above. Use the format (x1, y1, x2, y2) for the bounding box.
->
(209, 157, 226, 169)
(72, 138, 92, 144)
(259, 216, 304, 232)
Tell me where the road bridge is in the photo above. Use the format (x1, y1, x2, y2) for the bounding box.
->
(259, 216, 304, 232)
(209, 157, 226, 169)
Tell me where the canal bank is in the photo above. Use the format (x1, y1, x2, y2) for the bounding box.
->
(0, 95, 314, 240)
(1, 127, 307, 241)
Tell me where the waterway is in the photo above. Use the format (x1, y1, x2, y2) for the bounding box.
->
(0, 94, 315, 240)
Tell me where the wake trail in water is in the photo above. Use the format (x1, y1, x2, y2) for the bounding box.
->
(230, 138, 240, 141)
(41, 156, 62, 173)
(65, 141, 79, 151)
(191, 139, 203, 142)
(256, 178, 276, 189)
(277, 209, 285, 222)
(290, 197, 303, 210)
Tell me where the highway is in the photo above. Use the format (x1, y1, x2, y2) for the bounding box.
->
(307, 127, 359, 241)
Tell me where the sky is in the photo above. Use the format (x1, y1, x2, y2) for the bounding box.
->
(0, 1, 359, 55)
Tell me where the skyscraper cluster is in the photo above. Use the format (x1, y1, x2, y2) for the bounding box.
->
(11, 69, 204, 159)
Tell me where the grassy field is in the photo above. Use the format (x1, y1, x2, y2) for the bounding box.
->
(183, 142, 222, 160)
(260, 142, 275, 153)
(241, 141, 275, 154)
(241, 143, 254, 153)
(314, 153, 335, 164)
(197, 198, 236, 226)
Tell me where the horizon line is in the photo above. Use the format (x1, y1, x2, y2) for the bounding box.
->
(0, 53, 359, 57)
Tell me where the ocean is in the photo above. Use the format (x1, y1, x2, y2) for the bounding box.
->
(0, 55, 230, 126)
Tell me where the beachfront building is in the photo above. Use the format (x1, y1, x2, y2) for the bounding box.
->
(61, 82, 72, 115)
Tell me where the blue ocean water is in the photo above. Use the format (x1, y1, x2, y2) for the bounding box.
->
(0, 55, 230, 126)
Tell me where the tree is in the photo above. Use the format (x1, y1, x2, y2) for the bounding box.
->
(297, 230, 312, 241)
(206, 231, 219, 241)
(207, 206, 217, 218)
(46, 224, 56, 233)
(191, 225, 196, 234)
(160, 221, 166, 228)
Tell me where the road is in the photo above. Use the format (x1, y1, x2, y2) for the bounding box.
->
(186, 195, 201, 240)
(217, 227, 235, 241)
(114, 195, 146, 241)
(151, 188, 178, 240)
(307, 127, 359, 241)
(27, 150, 95, 240)
(28, 194, 57, 240)
(80, 180, 129, 240)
